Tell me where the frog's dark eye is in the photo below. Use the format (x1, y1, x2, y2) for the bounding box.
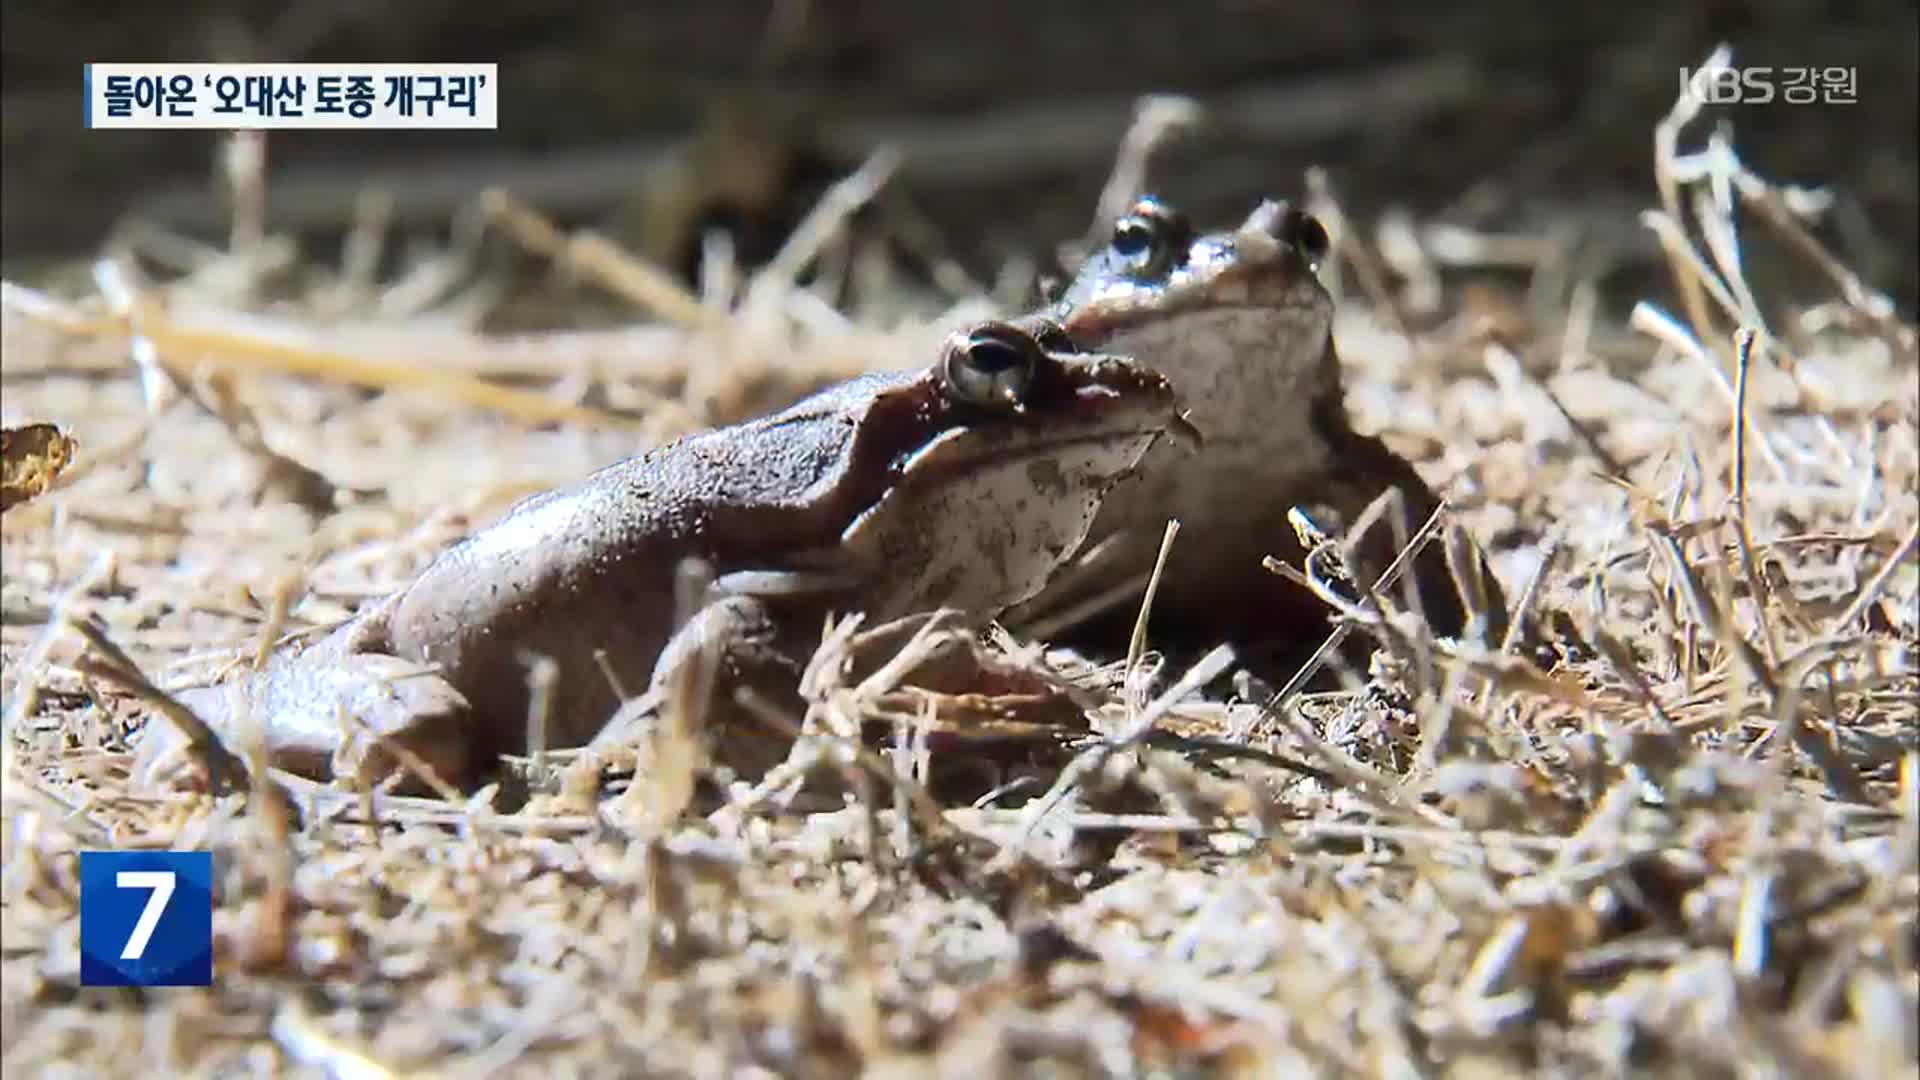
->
(1111, 218, 1155, 257)
(1281, 207, 1330, 265)
(943, 321, 1041, 409)
(1108, 197, 1190, 278)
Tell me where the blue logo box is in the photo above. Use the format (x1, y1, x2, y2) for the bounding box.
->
(79, 850, 213, 987)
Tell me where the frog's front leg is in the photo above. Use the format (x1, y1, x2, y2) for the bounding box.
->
(133, 600, 474, 790)
(582, 586, 808, 780)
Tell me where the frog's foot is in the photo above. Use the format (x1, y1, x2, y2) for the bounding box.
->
(134, 651, 474, 792)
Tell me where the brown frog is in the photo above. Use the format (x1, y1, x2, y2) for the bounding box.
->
(1011, 196, 1502, 668)
(137, 321, 1196, 788)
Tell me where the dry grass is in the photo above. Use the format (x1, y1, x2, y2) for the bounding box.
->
(3, 86, 1916, 1076)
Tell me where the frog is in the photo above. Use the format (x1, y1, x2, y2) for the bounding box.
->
(135, 320, 1198, 789)
(1007, 195, 1504, 669)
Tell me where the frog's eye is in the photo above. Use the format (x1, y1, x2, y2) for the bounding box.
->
(1281, 207, 1330, 265)
(1109, 197, 1189, 278)
(943, 322, 1040, 409)
(1111, 218, 1156, 257)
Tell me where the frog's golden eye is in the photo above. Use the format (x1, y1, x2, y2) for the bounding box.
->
(943, 322, 1040, 409)
(1281, 207, 1330, 265)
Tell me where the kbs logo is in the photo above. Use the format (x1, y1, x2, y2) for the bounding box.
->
(79, 851, 213, 987)
(1678, 65, 1859, 106)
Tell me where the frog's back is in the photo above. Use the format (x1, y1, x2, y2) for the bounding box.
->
(379, 371, 906, 748)
(419, 369, 906, 600)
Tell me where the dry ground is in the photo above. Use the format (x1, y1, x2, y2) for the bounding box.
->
(2, 101, 1916, 1077)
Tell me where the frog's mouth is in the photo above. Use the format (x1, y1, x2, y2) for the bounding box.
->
(897, 415, 1194, 484)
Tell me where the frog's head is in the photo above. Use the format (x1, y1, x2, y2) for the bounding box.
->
(1052, 196, 1338, 427)
(1056, 196, 1333, 335)
(836, 319, 1198, 617)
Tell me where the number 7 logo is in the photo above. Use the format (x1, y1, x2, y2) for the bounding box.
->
(115, 870, 177, 960)
(80, 851, 213, 987)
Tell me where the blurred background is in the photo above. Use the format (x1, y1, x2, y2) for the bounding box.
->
(3, 0, 1915, 317)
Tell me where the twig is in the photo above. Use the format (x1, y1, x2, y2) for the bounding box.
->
(1629, 301, 1788, 482)
(1831, 521, 1919, 632)
(5, 282, 635, 429)
(1729, 327, 1781, 667)
(1652, 45, 1733, 359)
(337, 709, 465, 805)
(1498, 533, 1561, 656)
(1260, 496, 1453, 711)
(985, 644, 1236, 871)
(2, 552, 114, 769)
(1125, 520, 1181, 675)
(1081, 95, 1204, 252)
(1731, 166, 1913, 349)
(747, 149, 902, 311)
(68, 616, 251, 795)
(1590, 629, 1679, 734)
(481, 188, 713, 329)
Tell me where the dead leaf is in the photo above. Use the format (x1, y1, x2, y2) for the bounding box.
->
(1, 423, 76, 512)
